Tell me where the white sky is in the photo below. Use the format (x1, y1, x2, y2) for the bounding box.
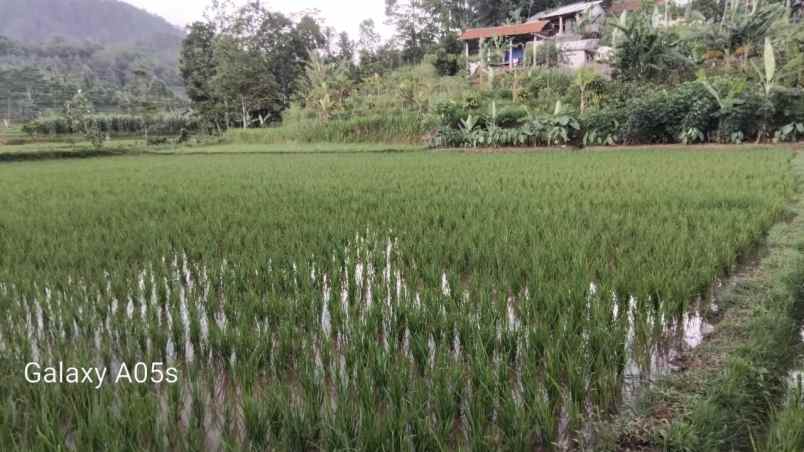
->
(123, 0, 393, 39)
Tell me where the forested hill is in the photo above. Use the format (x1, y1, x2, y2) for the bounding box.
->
(0, 0, 186, 121)
(0, 0, 182, 45)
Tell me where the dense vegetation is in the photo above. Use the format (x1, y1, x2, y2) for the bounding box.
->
(177, 0, 803, 147)
(22, 113, 197, 138)
(0, 0, 185, 123)
(0, 37, 185, 122)
(0, 150, 792, 450)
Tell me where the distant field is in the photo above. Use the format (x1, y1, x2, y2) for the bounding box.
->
(0, 139, 142, 153)
(172, 142, 426, 154)
(0, 127, 145, 159)
(0, 149, 794, 450)
(0, 127, 424, 159)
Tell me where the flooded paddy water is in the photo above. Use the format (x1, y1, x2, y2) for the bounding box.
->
(0, 237, 752, 450)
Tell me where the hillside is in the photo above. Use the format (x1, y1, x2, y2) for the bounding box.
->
(0, 0, 182, 45)
(0, 0, 186, 121)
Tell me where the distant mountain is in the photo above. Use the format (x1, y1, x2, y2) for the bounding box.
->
(0, 0, 183, 45)
(0, 0, 187, 121)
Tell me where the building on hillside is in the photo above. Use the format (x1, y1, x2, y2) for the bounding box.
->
(459, 0, 664, 74)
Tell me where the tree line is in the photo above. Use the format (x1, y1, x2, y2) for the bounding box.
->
(180, 0, 597, 132)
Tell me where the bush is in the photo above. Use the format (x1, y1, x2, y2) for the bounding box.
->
(525, 69, 574, 101)
(521, 69, 575, 113)
(433, 101, 468, 129)
(24, 113, 197, 137)
(531, 41, 561, 67)
(495, 106, 529, 129)
(580, 108, 629, 145)
(427, 111, 581, 148)
(622, 82, 715, 144)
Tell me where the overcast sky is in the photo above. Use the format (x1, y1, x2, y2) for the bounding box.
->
(123, 0, 393, 39)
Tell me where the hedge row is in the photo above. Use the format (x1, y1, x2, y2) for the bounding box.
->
(22, 114, 199, 137)
(430, 78, 804, 148)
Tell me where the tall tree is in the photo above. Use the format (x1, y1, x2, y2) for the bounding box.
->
(115, 68, 170, 143)
(180, 22, 220, 131)
(385, 0, 439, 63)
(181, 2, 327, 128)
(468, 0, 551, 26)
(358, 19, 381, 55)
(211, 35, 278, 128)
(336, 32, 355, 63)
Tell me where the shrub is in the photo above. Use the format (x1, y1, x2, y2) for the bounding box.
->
(525, 69, 574, 101)
(531, 41, 561, 67)
(495, 106, 529, 129)
(23, 113, 197, 137)
(522, 70, 576, 113)
(622, 82, 715, 144)
(427, 110, 581, 148)
(580, 108, 629, 145)
(433, 101, 468, 129)
(462, 91, 483, 110)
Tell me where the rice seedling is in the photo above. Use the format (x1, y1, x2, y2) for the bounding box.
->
(0, 149, 793, 450)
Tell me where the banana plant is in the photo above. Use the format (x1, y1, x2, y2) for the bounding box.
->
(583, 129, 617, 146)
(751, 37, 777, 141)
(773, 122, 804, 143)
(701, 79, 745, 143)
(752, 37, 776, 97)
(459, 114, 482, 147)
(460, 114, 479, 132)
(547, 101, 580, 146)
(680, 127, 705, 144)
(612, 11, 628, 48)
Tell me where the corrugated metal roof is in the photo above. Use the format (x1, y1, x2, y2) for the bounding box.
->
(530, 1, 602, 20)
(460, 21, 548, 40)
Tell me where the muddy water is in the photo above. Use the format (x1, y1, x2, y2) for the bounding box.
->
(619, 268, 761, 410)
(621, 302, 715, 408)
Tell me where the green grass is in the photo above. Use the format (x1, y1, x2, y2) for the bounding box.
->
(171, 142, 426, 154)
(0, 137, 144, 160)
(0, 148, 795, 451)
(0, 132, 423, 161)
(765, 372, 804, 452)
(227, 112, 437, 145)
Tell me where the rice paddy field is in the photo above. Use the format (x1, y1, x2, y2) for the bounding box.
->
(0, 149, 795, 451)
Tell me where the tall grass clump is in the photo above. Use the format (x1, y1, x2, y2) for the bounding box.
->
(228, 112, 435, 145)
